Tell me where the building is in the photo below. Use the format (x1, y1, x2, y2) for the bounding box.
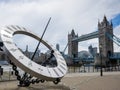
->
(88, 45, 97, 57)
(78, 50, 93, 58)
(98, 16, 113, 64)
(38, 53, 47, 64)
(68, 29, 78, 58)
(56, 44, 60, 51)
(24, 45, 40, 63)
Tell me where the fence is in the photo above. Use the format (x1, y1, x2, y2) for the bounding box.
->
(0, 64, 120, 82)
(68, 64, 120, 73)
(0, 65, 17, 82)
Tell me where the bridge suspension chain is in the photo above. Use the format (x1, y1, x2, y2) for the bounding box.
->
(105, 32, 120, 46)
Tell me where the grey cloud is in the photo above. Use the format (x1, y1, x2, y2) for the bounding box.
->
(0, 0, 120, 52)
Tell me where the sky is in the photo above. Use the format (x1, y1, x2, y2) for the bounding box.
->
(0, 0, 120, 53)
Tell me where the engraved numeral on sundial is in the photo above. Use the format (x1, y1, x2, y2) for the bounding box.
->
(45, 40, 48, 43)
(11, 25, 17, 30)
(6, 27, 14, 31)
(58, 67, 64, 74)
(10, 48, 17, 52)
(23, 27, 27, 31)
(16, 26, 21, 30)
(48, 69, 50, 73)
(47, 68, 52, 76)
(28, 61, 32, 66)
(2, 34, 11, 38)
(60, 62, 66, 66)
(53, 69, 59, 76)
(38, 68, 43, 71)
(54, 49, 57, 51)
(4, 30, 12, 34)
(59, 57, 64, 60)
(60, 65, 66, 70)
(51, 45, 53, 47)
(57, 53, 61, 55)
(19, 56, 24, 59)
(4, 41, 12, 44)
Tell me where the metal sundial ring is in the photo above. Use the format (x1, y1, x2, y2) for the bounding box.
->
(0, 25, 67, 82)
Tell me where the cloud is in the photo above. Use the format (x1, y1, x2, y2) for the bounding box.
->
(0, 0, 120, 53)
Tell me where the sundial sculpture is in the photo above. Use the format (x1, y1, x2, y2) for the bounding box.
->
(0, 18, 67, 86)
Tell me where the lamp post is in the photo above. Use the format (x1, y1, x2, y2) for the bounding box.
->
(99, 44, 103, 76)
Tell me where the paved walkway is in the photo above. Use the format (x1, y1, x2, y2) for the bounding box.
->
(0, 72, 120, 90)
(66, 71, 120, 77)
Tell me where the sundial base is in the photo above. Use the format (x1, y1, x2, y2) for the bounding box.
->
(18, 83, 30, 87)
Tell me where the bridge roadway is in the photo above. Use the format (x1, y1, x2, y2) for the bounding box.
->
(72, 54, 120, 62)
(110, 53, 120, 59)
(72, 31, 98, 42)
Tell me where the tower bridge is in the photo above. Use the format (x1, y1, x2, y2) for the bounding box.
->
(68, 16, 120, 66)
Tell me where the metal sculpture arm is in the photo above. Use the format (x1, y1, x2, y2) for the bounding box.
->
(21, 17, 51, 86)
(31, 17, 51, 60)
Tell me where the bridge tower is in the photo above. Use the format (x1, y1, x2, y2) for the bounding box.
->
(68, 29, 78, 58)
(98, 16, 113, 64)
